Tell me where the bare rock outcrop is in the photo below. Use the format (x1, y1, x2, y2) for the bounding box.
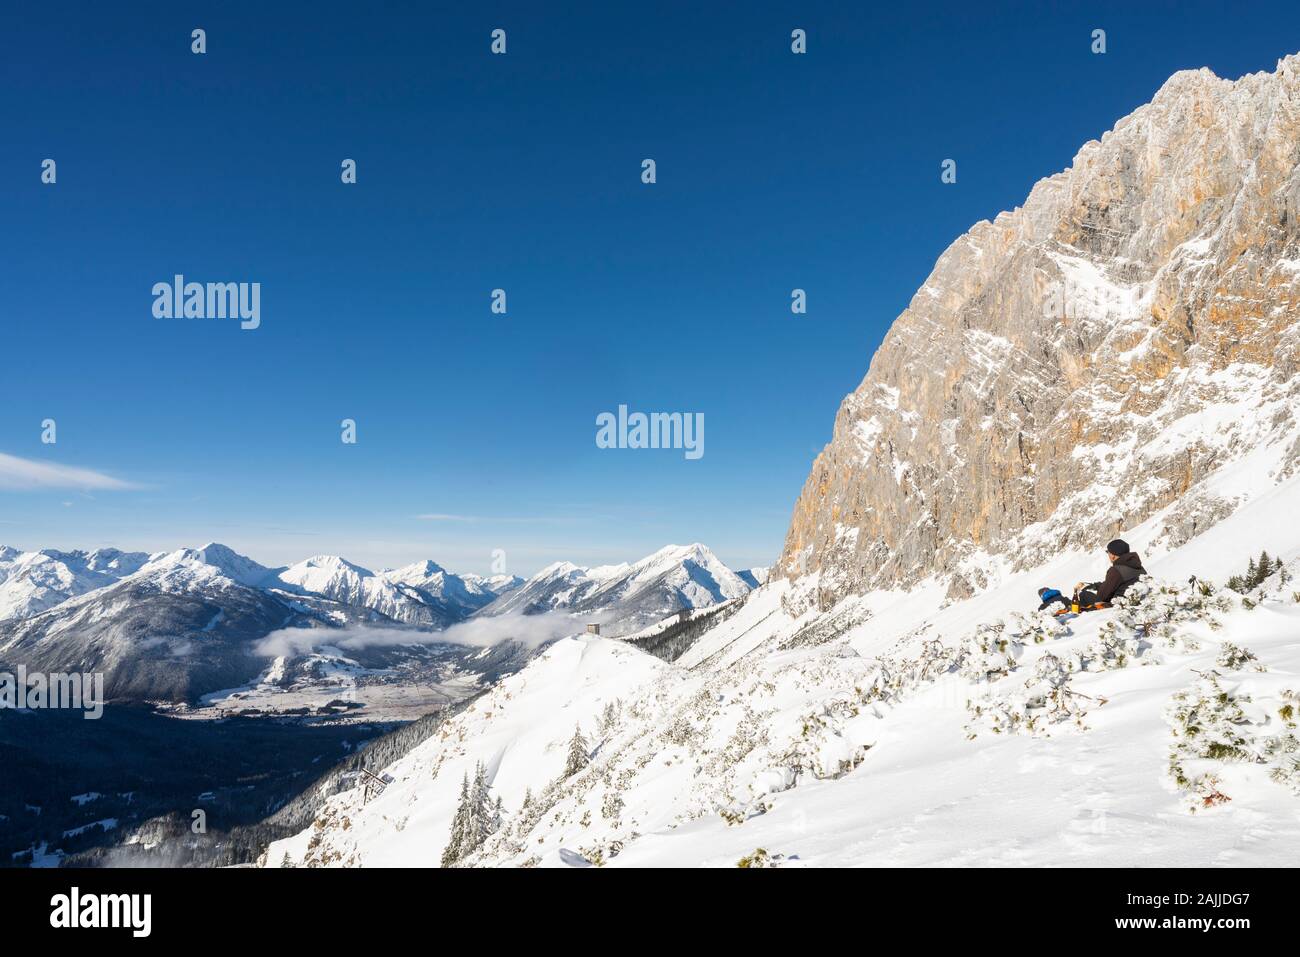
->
(777, 56, 1300, 605)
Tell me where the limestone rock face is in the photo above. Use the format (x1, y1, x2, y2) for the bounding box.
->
(776, 56, 1300, 605)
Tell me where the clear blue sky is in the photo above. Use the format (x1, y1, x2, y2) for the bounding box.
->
(1, 0, 1295, 575)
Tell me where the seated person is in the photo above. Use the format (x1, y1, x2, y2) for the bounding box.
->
(1072, 538, 1147, 607)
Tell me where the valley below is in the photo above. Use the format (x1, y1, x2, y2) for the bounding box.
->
(0, 543, 756, 866)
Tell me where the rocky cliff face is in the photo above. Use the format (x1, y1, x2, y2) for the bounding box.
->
(777, 56, 1300, 606)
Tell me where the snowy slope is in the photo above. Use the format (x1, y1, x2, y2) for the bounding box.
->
(477, 561, 613, 617)
(265, 474, 1300, 868)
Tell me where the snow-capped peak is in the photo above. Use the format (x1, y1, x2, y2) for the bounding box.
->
(532, 560, 589, 581)
(142, 543, 272, 587)
(477, 543, 756, 630)
(383, 559, 447, 583)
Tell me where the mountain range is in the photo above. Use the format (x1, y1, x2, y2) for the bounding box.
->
(0, 541, 762, 703)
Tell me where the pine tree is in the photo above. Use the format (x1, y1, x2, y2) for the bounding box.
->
(1227, 574, 1245, 593)
(491, 795, 504, 835)
(565, 723, 590, 777)
(469, 761, 492, 849)
(596, 699, 620, 736)
(1256, 551, 1274, 586)
(441, 772, 473, 867)
(1246, 557, 1258, 587)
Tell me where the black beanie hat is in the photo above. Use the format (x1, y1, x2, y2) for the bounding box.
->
(1106, 539, 1130, 556)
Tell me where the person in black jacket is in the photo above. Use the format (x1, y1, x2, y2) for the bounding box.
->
(1073, 539, 1147, 606)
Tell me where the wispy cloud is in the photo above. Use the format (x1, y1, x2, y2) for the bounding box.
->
(253, 612, 588, 657)
(0, 452, 140, 492)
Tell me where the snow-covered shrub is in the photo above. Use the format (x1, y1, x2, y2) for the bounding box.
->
(659, 714, 697, 748)
(736, 847, 785, 868)
(1216, 641, 1263, 671)
(714, 708, 770, 772)
(958, 645, 1016, 683)
(964, 653, 1094, 738)
(1002, 610, 1071, 645)
(861, 640, 966, 705)
(1080, 619, 1148, 671)
(575, 839, 624, 867)
(1262, 690, 1300, 795)
(1115, 578, 1233, 639)
(1165, 671, 1261, 811)
(781, 697, 872, 781)
(1108, 578, 1234, 653)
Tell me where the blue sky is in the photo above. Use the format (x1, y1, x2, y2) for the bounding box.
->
(1, 0, 1296, 575)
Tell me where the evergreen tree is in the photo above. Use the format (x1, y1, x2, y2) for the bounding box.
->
(468, 761, 493, 849)
(596, 700, 620, 736)
(441, 763, 504, 866)
(1257, 551, 1274, 585)
(565, 724, 590, 777)
(441, 772, 473, 867)
(1246, 557, 1258, 587)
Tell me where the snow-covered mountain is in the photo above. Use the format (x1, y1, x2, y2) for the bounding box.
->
(380, 560, 522, 620)
(0, 540, 750, 703)
(0, 547, 150, 621)
(477, 544, 753, 633)
(777, 55, 1300, 608)
(0, 543, 524, 632)
(142, 543, 273, 588)
(0, 545, 292, 702)
(269, 555, 457, 627)
(264, 56, 1300, 869)
(0, 543, 524, 702)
